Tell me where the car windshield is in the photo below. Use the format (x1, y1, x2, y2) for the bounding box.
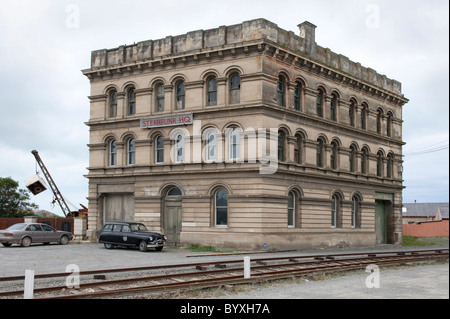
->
(130, 223, 148, 231)
(6, 224, 26, 231)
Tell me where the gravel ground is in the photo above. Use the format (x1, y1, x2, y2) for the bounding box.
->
(0, 238, 448, 299)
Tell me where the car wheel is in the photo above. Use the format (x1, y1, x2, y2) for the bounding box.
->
(1, 243, 12, 247)
(104, 243, 114, 249)
(21, 237, 32, 247)
(139, 240, 148, 252)
(59, 235, 69, 245)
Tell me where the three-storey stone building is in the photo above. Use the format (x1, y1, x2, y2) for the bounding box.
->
(82, 19, 408, 249)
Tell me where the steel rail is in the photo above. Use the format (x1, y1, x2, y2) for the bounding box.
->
(1, 249, 446, 299)
(1, 248, 446, 282)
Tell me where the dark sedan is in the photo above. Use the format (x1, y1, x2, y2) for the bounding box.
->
(98, 221, 167, 252)
(0, 223, 73, 247)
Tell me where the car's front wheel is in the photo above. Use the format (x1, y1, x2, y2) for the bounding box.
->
(139, 240, 148, 252)
(104, 243, 114, 249)
(59, 235, 69, 245)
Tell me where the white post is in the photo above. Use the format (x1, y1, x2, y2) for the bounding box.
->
(244, 256, 251, 279)
(24, 270, 35, 299)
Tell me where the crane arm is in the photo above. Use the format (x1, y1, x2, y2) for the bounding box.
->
(31, 150, 70, 217)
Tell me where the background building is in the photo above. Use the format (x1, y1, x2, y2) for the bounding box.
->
(82, 19, 408, 249)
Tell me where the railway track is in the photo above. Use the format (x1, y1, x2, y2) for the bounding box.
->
(0, 248, 447, 299)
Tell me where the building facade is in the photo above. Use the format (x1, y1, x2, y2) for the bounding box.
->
(82, 19, 408, 249)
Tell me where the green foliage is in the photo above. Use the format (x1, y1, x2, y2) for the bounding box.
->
(0, 177, 38, 217)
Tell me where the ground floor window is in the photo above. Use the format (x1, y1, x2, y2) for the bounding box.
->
(215, 188, 228, 226)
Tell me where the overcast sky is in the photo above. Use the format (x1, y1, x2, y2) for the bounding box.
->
(0, 0, 448, 216)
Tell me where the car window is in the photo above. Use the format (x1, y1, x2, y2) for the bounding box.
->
(26, 225, 43, 231)
(42, 225, 55, 232)
(122, 225, 131, 232)
(112, 224, 122, 232)
(130, 224, 148, 231)
(103, 224, 113, 232)
(7, 224, 26, 231)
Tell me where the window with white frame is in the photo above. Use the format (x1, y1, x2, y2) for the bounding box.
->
(127, 138, 135, 165)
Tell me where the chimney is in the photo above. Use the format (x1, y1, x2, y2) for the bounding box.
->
(298, 21, 317, 56)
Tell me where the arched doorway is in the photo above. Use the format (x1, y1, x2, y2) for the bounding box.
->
(164, 187, 182, 246)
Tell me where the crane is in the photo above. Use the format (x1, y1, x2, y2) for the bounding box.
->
(31, 150, 71, 218)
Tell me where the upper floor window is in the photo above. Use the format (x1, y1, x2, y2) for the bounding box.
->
(361, 103, 368, 130)
(294, 133, 304, 164)
(361, 148, 369, 175)
(330, 141, 338, 170)
(387, 112, 393, 137)
(109, 140, 117, 166)
(377, 151, 383, 177)
(127, 138, 136, 165)
(349, 100, 356, 127)
(155, 84, 165, 112)
(278, 130, 286, 162)
(206, 130, 217, 162)
(229, 73, 241, 104)
(294, 82, 303, 111)
(176, 81, 185, 110)
(277, 76, 286, 107)
(207, 77, 217, 106)
(352, 196, 361, 228)
(331, 194, 341, 228)
(175, 134, 184, 163)
(387, 153, 394, 178)
(316, 138, 325, 168)
(330, 94, 338, 121)
(127, 88, 136, 116)
(108, 90, 117, 118)
(316, 88, 324, 118)
(229, 128, 240, 161)
(155, 135, 164, 164)
(349, 144, 357, 173)
(377, 109, 383, 134)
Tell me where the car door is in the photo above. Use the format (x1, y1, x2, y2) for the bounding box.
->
(25, 224, 45, 244)
(42, 224, 59, 243)
(120, 224, 134, 246)
(110, 224, 123, 245)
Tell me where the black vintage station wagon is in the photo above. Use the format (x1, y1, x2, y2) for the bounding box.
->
(99, 222, 167, 252)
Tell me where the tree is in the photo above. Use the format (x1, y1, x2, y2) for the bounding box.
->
(0, 177, 38, 217)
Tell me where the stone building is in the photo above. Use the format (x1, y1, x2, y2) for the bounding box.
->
(82, 19, 408, 249)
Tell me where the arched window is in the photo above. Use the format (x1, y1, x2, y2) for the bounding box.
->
(377, 109, 383, 134)
(316, 88, 324, 118)
(352, 195, 361, 228)
(377, 151, 384, 177)
(330, 141, 338, 170)
(108, 90, 117, 118)
(277, 75, 286, 107)
(215, 188, 228, 226)
(288, 191, 295, 228)
(206, 130, 217, 162)
(167, 187, 182, 197)
(278, 130, 286, 162)
(387, 112, 393, 137)
(127, 138, 135, 165)
(207, 77, 217, 106)
(176, 81, 185, 110)
(294, 133, 303, 164)
(361, 147, 369, 175)
(155, 135, 164, 164)
(109, 140, 117, 166)
(349, 144, 357, 173)
(316, 138, 325, 168)
(330, 93, 338, 121)
(361, 103, 368, 130)
(331, 194, 341, 228)
(229, 73, 240, 104)
(127, 88, 136, 116)
(294, 82, 303, 111)
(349, 100, 356, 127)
(175, 134, 184, 163)
(155, 84, 165, 112)
(387, 153, 394, 178)
(229, 128, 240, 161)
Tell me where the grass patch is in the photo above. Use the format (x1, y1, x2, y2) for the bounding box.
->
(187, 244, 232, 253)
(402, 236, 436, 246)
